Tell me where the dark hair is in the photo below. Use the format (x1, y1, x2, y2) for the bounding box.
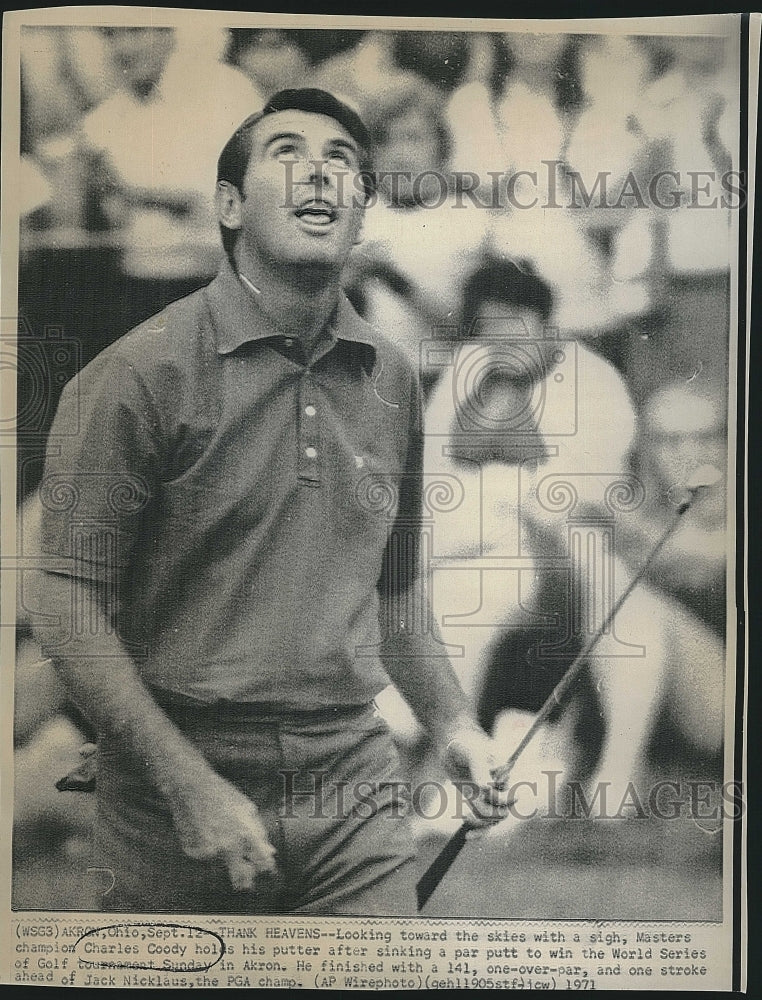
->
(554, 35, 588, 114)
(286, 29, 365, 66)
(391, 31, 470, 92)
(489, 35, 515, 100)
(216, 88, 374, 256)
(224, 28, 364, 70)
(461, 259, 554, 333)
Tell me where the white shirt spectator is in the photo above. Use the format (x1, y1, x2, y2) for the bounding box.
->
(82, 36, 262, 280)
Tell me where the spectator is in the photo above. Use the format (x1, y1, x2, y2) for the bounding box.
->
(619, 381, 727, 633)
(346, 80, 492, 370)
(315, 30, 410, 117)
(79, 26, 263, 328)
(226, 28, 309, 98)
(638, 35, 736, 274)
(396, 256, 714, 825)
(20, 28, 116, 232)
(392, 31, 471, 91)
(20, 27, 116, 148)
(558, 35, 656, 328)
(494, 32, 569, 205)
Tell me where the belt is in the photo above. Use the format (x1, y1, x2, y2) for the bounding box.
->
(147, 685, 375, 724)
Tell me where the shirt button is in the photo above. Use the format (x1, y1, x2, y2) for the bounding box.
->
(284, 337, 294, 347)
(305, 447, 318, 459)
(304, 405, 317, 417)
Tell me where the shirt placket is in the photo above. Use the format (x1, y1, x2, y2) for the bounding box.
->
(297, 367, 322, 487)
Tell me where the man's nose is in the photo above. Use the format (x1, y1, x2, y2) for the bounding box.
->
(306, 158, 330, 187)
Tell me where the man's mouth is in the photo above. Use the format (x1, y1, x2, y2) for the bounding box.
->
(294, 200, 338, 228)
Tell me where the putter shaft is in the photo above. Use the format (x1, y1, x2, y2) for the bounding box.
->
(416, 498, 692, 910)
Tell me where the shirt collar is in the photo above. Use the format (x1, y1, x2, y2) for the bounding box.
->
(204, 256, 378, 374)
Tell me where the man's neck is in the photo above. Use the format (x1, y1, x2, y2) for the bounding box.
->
(233, 248, 343, 355)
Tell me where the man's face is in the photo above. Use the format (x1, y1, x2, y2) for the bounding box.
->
(642, 389, 726, 527)
(378, 109, 443, 176)
(230, 110, 366, 270)
(103, 28, 175, 96)
(375, 107, 444, 206)
(238, 32, 308, 95)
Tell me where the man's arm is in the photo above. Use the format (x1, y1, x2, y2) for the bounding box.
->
(377, 368, 511, 826)
(378, 594, 512, 827)
(34, 568, 276, 891)
(33, 348, 276, 891)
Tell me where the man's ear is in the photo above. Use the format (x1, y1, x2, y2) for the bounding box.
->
(215, 180, 243, 236)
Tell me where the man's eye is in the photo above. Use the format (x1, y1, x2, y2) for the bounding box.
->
(272, 144, 298, 159)
(328, 149, 355, 167)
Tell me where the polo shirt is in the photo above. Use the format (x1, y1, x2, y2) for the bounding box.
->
(40, 258, 423, 707)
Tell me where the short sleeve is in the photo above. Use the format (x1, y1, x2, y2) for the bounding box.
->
(39, 348, 162, 584)
(377, 368, 425, 597)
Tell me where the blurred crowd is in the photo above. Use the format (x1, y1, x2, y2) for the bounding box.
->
(15, 26, 735, 903)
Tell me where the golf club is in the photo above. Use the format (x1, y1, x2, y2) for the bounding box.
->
(416, 465, 722, 910)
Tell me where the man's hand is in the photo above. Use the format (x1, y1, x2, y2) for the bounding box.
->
(442, 723, 514, 835)
(35, 574, 278, 896)
(169, 773, 277, 892)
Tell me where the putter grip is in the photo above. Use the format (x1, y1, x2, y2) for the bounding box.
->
(416, 823, 469, 910)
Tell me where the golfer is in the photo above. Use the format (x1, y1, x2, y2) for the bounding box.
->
(36, 89, 509, 915)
